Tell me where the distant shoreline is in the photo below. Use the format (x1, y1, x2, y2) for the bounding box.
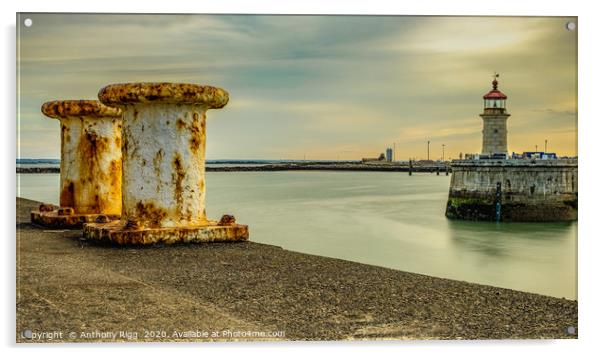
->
(17, 162, 451, 174)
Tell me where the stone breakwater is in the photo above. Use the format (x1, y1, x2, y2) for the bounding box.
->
(17, 167, 61, 173)
(17, 163, 450, 173)
(446, 159, 577, 222)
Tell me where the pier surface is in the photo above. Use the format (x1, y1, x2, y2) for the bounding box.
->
(17, 197, 577, 342)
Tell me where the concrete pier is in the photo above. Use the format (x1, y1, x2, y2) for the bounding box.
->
(84, 83, 248, 245)
(31, 100, 122, 228)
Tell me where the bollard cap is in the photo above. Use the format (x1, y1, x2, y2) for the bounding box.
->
(42, 100, 122, 119)
(98, 82, 229, 109)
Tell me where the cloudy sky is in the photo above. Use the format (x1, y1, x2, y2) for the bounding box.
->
(17, 14, 577, 160)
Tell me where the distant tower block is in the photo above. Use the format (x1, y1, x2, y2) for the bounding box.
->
(31, 100, 123, 228)
(480, 74, 510, 157)
(84, 83, 249, 245)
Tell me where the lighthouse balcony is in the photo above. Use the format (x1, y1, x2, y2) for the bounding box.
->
(482, 107, 507, 115)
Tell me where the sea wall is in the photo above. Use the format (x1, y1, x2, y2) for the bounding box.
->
(446, 159, 577, 222)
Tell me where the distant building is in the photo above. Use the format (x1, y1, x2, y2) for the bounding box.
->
(385, 147, 393, 162)
(362, 153, 386, 164)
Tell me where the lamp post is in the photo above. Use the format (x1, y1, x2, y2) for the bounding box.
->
(427, 140, 430, 161)
(545, 139, 548, 153)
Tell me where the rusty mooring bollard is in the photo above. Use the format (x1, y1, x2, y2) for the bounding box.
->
(31, 100, 123, 228)
(83, 83, 249, 245)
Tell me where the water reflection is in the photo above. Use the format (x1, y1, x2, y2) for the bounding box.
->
(447, 219, 574, 256)
(446, 219, 576, 298)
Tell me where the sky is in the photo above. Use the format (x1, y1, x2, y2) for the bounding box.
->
(17, 14, 577, 160)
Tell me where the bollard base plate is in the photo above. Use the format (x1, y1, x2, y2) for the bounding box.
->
(31, 210, 120, 229)
(82, 220, 249, 245)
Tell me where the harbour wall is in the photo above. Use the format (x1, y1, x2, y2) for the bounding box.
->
(445, 159, 577, 222)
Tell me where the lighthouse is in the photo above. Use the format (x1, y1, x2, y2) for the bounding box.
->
(480, 74, 510, 157)
(446, 74, 577, 222)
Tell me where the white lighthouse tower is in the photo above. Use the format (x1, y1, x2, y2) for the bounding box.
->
(480, 74, 510, 157)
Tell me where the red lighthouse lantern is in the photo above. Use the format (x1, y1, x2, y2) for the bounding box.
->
(483, 74, 507, 111)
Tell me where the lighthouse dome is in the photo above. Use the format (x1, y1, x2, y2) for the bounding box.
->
(483, 79, 507, 99)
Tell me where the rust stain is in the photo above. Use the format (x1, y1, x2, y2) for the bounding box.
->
(183, 207, 193, 221)
(81, 129, 109, 160)
(189, 112, 203, 152)
(125, 219, 143, 230)
(153, 148, 163, 193)
(189, 135, 201, 151)
(41, 100, 121, 119)
(61, 123, 70, 143)
(78, 128, 111, 214)
(219, 215, 236, 226)
(109, 159, 121, 188)
(82, 220, 249, 245)
(60, 181, 75, 208)
(58, 207, 74, 216)
(105, 158, 122, 215)
(68, 121, 122, 215)
(134, 201, 167, 228)
(153, 149, 164, 177)
(31, 209, 119, 229)
(95, 215, 109, 223)
(39, 203, 57, 212)
(123, 129, 130, 152)
(98, 82, 229, 109)
(172, 153, 185, 213)
(176, 118, 186, 131)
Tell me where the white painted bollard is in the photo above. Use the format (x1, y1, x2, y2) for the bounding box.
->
(31, 100, 123, 228)
(83, 83, 248, 245)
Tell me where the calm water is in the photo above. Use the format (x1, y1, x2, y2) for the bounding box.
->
(17, 171, 577, 299)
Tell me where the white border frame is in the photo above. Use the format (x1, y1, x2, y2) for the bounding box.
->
(3, 1, 600, 355)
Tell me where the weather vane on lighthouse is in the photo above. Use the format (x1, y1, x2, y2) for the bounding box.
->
(492, 72, 500, 89)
